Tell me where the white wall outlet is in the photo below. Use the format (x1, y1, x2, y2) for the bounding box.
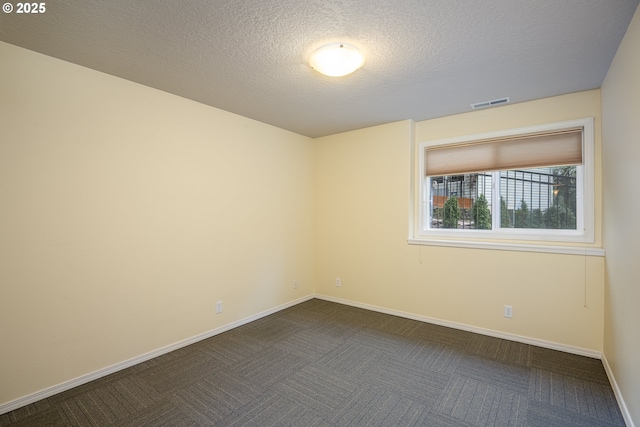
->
(504, 305, 513, 318)
(216, 301, 223, 314)
(293, 279, 298, 289)
(336, 277, 341, 287)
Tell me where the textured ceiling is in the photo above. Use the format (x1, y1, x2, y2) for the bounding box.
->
(1, 0, 638, 137)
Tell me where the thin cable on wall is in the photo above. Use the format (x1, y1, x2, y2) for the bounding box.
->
(583, 244, 588, 308)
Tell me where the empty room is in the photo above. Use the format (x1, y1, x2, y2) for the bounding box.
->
(1, 1, 639, 426)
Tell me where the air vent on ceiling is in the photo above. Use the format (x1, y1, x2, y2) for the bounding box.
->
(470, 97, 510, 110)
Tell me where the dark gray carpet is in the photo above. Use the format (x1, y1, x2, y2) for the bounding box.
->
(0, 299, 625, 426)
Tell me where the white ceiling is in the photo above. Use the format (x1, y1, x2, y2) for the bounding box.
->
(1, 0, 638, 138)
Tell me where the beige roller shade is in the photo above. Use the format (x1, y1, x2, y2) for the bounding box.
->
(425, 128, 583, 176)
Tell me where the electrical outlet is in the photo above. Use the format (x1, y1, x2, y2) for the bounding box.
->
(504, 305, 513, 318)
(216, 301, 223, 314)
(293, 279, 298, 289)
(336, 278, 341, 287)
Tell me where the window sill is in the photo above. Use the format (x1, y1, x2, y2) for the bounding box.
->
(407, 238, 605, 256)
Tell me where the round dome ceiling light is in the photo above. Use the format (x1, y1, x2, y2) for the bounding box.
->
(309, 43, 364, 77)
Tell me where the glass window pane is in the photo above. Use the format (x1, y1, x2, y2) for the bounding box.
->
(429, 173, 492, 229)
(499, 166, 577, 230)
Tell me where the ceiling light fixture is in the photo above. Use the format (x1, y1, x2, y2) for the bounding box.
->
(309, 43, 364, 77)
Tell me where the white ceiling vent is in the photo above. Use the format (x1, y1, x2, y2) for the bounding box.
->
(471, 97, 511, 109)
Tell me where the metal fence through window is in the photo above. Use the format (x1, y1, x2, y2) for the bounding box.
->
(430, 167, 577, 229)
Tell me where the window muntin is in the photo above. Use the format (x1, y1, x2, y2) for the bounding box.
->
(415, 118, 594, 244)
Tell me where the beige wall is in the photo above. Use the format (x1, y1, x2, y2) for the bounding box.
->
(0, 42, 315, 406)
(602, 4, 640, 424)
(315, 91, 604, 353)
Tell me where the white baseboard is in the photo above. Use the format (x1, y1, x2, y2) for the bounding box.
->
(314, 294, 603, 359)
(5, 293, 630, 424)
(0, 294, 314, 416)
(602, 354, 636, 427)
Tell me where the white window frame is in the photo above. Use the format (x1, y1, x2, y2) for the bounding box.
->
(409, 118, 598, 254)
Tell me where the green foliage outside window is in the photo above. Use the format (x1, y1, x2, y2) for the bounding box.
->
(500, 197, 512, 228)
(543, 201, 577, 229)
(471, 194, 491, 229)
(443, 195, 460, 228)
(529, 209, 544, 228)
(553, 166, 577, 215)
(514, 200, 530, 228)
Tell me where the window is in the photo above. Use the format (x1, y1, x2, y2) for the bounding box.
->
(411, 118, 594, 246)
